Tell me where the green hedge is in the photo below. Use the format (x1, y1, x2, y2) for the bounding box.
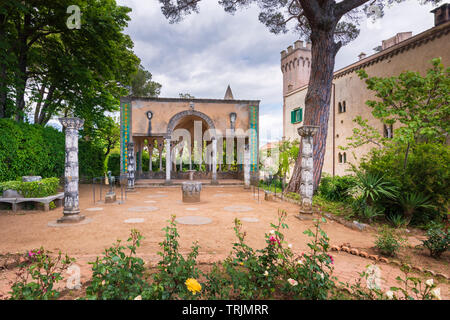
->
(0, 177, 60, 198)
(0, 119, 105, 182)
(107, 152, 121, 177)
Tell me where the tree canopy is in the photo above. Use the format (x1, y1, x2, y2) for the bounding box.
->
(0, 0, 158, 127)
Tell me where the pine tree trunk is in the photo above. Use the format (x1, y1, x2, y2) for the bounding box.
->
(287, 28, 340, 193)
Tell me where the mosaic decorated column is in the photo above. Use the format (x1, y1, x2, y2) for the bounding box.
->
(58, 117, 85, 223)
(165, 138, 171, 184)
(211, 138, 218, 185)
(297, 125, 320, 214)
(244, 144, 250, 189)
(127, 142, 135, 191)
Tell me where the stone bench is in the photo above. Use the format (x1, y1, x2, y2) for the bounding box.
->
(0, 193, 64, 212)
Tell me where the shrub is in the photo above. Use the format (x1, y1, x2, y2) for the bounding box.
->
(285, 217, 337, 300)
(9, 248, 75, 300)
(360, 205, 384, 223)
(422, 223, 449, 258)
(344, 264, 442, 300)
(352, 171, 398, 207)
(359, 143, 449, 224)
(149, 215, 201, 300)
(397, 192, 435, 225)
(107, 152, 121, 177)
(318, 174, 357, 202)
(374, 226, 406, 257)
(201, 211, 336, 300)
(85, 230, 149, 300)
(386, 214, 408, 229)
(0, 178, 60, 198)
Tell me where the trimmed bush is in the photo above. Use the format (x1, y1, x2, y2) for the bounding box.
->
(0, 178, 60, 198)
(0, 119, 105, 181)
(318, 174, 357, 202)
(107, 152, 121, 177)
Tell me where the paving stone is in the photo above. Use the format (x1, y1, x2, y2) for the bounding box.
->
(214, 194, 233, 198)
(241, 217, 259, 223)
(146, 195, 167, 198)
(175, 216, 212, 225)
(124, 218, 145, 224)
(85, 207, 104, 212)
(144, 200, 156, 203)
(185, 207, 199, 211)
(128, 206, 158, 212)
(224, 205, 254, 212)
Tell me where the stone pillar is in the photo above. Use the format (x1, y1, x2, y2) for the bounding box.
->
(182, 181, 202, 203)
(211, 138, 218, 185)
(157, 139, 164, 172)
(297, 125, 320, 216)
(138, 141, 143, 175)
(165, 138, 171, 184)
(189, 144, 193, 170)
(58, 117, 85, 223)
(244, 144, 250, 189)
(179, 146, 183, 172)
(148, 143, 154, 172)
(127, 142, 135, 191)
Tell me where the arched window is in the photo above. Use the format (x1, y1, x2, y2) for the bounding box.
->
(338, 101, 346, 113)
(383, 124, 393, 138)
(343, 152, 347, 163)
(338, 153, 343, 163)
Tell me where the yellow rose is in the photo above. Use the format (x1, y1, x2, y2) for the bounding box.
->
(185, 278, 202, 295)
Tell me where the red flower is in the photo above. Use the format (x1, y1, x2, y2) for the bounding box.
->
(269, 236, 280, 245)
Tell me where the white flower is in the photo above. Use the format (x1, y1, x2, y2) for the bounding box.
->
(385, 290, 394, 300)
(287, 278, 298, 286)
(425, 279, 434, 287)
(264, 271, 269, 276)
(431, 288, 441, 300)
(269, 230, 275, 235)
(319, 273, 324, 279)
(134, 295, 142, 300)
(297, 259, 304, 265)
(288, 244, 293, 249)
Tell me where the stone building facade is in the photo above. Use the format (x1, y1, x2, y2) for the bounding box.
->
(119, 87, 260, 184)
(282, 5, 450, 177)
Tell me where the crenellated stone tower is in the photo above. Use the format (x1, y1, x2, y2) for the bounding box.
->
(280, 40, 312, 97)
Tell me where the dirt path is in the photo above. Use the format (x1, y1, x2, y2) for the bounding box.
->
(0, 185, 448, 299)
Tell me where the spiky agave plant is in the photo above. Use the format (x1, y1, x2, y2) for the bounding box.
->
(397, 192, 435, 225)
(353, 171, 398, 207)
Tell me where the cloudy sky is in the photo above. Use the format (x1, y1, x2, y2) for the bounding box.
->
(116, 0, 438, 144)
